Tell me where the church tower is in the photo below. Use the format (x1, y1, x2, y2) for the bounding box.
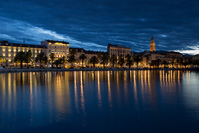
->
(149, 36, 156, 51)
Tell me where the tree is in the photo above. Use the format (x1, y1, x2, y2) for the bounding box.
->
(35, 52, 47, 68)
(118, 55, 125, 68)
(171, 57, 175, 68)
(145, 55, 150, 67)
(0, 56, 3, 66)
(68, 49, 77, 67)
(133, 55, 142, 68)
(60, 56, 67, 68)
(183, 57, 192, 68)
(89, 56, 99, 68)
(162, 60, 168, 68)
(150, 60, 156, 68)
(154, 59, 161, 68)
(125, 54, 133, 68)
(14, 51, 25, 69)
(54, 59, 61, 68)
(68, 55, 76, 67)
(24, 50, 32, 68)
(79, 54, 87, 68)
(110, 54, 117, 68)
(49, 53, 55, 68)
(100, 53, 109, 68)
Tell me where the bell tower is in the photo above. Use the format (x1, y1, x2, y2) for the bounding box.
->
(149, 36, 156, 51)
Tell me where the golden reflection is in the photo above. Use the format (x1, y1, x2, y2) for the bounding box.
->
(55, 73, 65, 113)
(133, 71, 138, 103)
(97, 71, 101, 108)
(108, 71, 112, 107)
(8, 73, 11, 110)
(124, 71, 127, 99)
(74, 71, 78, 111)
(80, 71, 85, 112)
(30, 72, 33, 124)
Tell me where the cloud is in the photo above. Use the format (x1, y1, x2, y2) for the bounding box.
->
(0, 33, 16, 41)
(175, 44, 199, 55)
(0, 17, 106, 50)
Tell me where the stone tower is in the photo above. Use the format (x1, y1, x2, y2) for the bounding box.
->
(149, 36, 156, 51)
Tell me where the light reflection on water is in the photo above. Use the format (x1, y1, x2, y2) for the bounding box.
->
(0, 71, 199, 132)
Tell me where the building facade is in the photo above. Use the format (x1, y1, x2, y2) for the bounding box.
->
(0, 40, 70, 67)
(0, 41, 46, 66)
(41, 40, 69, 58)
(149, 37, 156, 52)
(69, 47, 107, 67)
(107, 44, 131, 57)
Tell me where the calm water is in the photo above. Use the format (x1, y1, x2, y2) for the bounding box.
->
(0, 71, 199, 133)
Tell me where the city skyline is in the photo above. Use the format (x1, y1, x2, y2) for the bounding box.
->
(0, 0, 199, 54)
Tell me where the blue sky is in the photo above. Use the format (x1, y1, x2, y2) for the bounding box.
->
(0, 0, 199, 54)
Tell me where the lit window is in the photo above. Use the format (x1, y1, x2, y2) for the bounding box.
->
(3, 49, 5, 51)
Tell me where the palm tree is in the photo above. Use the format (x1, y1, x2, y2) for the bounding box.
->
(14, 52, 25, 69)
(100, 53, 109, 68)
(110, 54, 117, 68)
(60, 56, 67, 68)
(35, 52, 47, 68)
(171, 57, 175, 68)
(125, 54, 133, 68)
(145, 55, 150, 68)
(89, 56, 99, 68)
(0, 56, 3, 66)
(54, 59, 61, 68)
(24, 50, 32, 68)
(133, 55, 142, 68)
(162, 60, 168, 68)
(118, 55, 125, 68)
(183, 57, 192, 68)
(79, 54, 87, 68)
(49, 53, 55, 68)
(150, 60, 156, 68)
(154, 59, 161, 68)
(68, 54, 76, 68)
(68, 49, 77, 67)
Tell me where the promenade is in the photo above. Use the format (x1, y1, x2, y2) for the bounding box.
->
(0, 68, 198, 73)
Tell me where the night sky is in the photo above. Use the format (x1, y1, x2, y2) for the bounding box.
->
(0, 0, 198, 54)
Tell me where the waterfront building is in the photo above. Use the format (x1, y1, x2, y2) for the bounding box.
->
(149, 36, 156, 52)
(69, 47, 107, 67)
(41, 40, 69, 58)
(0, 40, 69, 67)
(107, 44, 131, 57)
(0, 41, 46, 67)
(166, 51, 183, 58)
(69, 48, 86, 59)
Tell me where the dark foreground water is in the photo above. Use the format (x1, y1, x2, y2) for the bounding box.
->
(0, 71, 199, 133)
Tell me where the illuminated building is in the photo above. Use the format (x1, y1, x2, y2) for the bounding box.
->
(107, 44, 131, 57)
(0, 41, 46, 66)
(41, 40, 69, 58)
(0, 40, 69, 67)
(69, 47, 107, 67)
(149, 36, 156, 52)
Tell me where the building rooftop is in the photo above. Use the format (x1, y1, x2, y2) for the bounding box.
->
(85, 50, 107, 55)
(0, 41, 47, 49)
(69, 47, 86, 52)
(46, 40, 69, 44)
(108, 44, 131, 49)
